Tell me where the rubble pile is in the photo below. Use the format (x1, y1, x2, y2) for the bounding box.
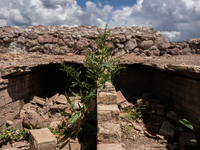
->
(117, 91, 198, 150)
(0, 93, 84, 150)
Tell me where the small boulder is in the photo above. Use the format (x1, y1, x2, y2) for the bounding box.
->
(138, 40, 154, 49)
(114, 48, 126, 56)
(89, 40, 98, 51)
(181, 46, 193, 55)
(72, 100, 83, 110)
(7, 119, 23, 130)
(50, 104, 67, 112)
(117, 91, 127, 105)
(17, 36, 26, 44)
(26, 39, 38, 47)
(76, 39, 89, 50)
(151, 49, 160, 56)
(106, 42, 116, 50)
(159, 121, 175, 140)
(169, 48, 180, 55)
(27, 33, 38, 39)
(155, 37, 170, 51)
(58, 39, 65, 46)
(23, 112, 43, 129)
(124, 39, 137, 51)
(166, 111, 179, 121)
(114, 35, 126, 43)
(37, 34, 53, 43)
(116, 43, 124, 49)
(55, 94, 68, 105)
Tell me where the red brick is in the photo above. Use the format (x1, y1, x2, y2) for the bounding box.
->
(117, 91, 126, 104)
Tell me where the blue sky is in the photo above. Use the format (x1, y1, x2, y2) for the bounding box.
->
(77, 0, 137, 10)
(0, 0, 200, 42)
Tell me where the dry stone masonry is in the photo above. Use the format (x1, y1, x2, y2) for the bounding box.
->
(1, 24, 200, 149)
(97, 82, 123, 150)
(0, 25, 200, 57)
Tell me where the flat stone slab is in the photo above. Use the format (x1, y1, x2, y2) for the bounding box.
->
(98, 105, 119, 111)
(29, 128, 57, 150)
(97, 105, 119, 123)
(97, 92, 118, 105)
(98, 122, 121, 143)
(97, 143, 123, 150)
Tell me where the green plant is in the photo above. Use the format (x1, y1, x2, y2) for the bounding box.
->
(120, 122, 131, 137)
(132, 105, 144, 122)
(0, 124, 28, 144)
(0, 124, 16, 142)
(12, 128, 28, 141)
(58, 110, 70, 117)
(179, 118, 200, 148)
(60, 24, 125, 138)
(123, 104, 144, 123)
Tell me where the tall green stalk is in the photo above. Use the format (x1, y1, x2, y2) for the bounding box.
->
(60, 24, 125, 137)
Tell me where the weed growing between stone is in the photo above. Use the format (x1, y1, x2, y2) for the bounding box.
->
(60, 24, 125, 148)
(179, 118, 200, 149)
(0, 124, 28, 147)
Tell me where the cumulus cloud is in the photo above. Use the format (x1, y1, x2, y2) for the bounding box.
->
(0, 0, 200, 41)
(0, 0, 113, 28)
(109, 0, 200, 41)
(161, 31, 181, 42)
(98, 2, 102, 7)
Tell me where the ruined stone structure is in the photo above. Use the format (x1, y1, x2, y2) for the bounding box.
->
(0, 25, 200, 57)
(0, 25, 200, 149)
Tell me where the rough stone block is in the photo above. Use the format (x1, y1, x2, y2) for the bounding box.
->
(29, 128, 57, 150)
(116, 91, 126, 104)
(98, 122, 121, 143)
(97, 143, 123, 150)
(97, 92, 117, 105)
(97, 105, 119, 123)
(159, 121, 175, 140)
(0, 89, 12, 107)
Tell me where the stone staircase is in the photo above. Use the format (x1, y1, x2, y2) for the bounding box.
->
(97, 82, 123, 150)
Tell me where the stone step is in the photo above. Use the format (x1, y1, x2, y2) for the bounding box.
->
(98, 122, 121, 143)
(97, 91, 117, 105)
(97, 143, 123, 150)
(97, 104, 119, 123)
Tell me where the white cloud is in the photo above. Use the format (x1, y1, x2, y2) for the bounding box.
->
(98, 2, 102, 7)
(0, 0, 200, 41)
(161, 31, 181, 42)
(109, 0, 200, 41)
(0, 20, 7, 26)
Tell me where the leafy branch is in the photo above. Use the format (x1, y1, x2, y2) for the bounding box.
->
(60, 24, 125, 139)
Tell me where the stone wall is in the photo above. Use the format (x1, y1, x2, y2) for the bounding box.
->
(153, 71, 200, 123)
(97, 82, 123, 150)
(0, 64, 74, 128)
(0, 70, 48, 127)
(0, 25, 200, 57)
(114, 64, 200, 123)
